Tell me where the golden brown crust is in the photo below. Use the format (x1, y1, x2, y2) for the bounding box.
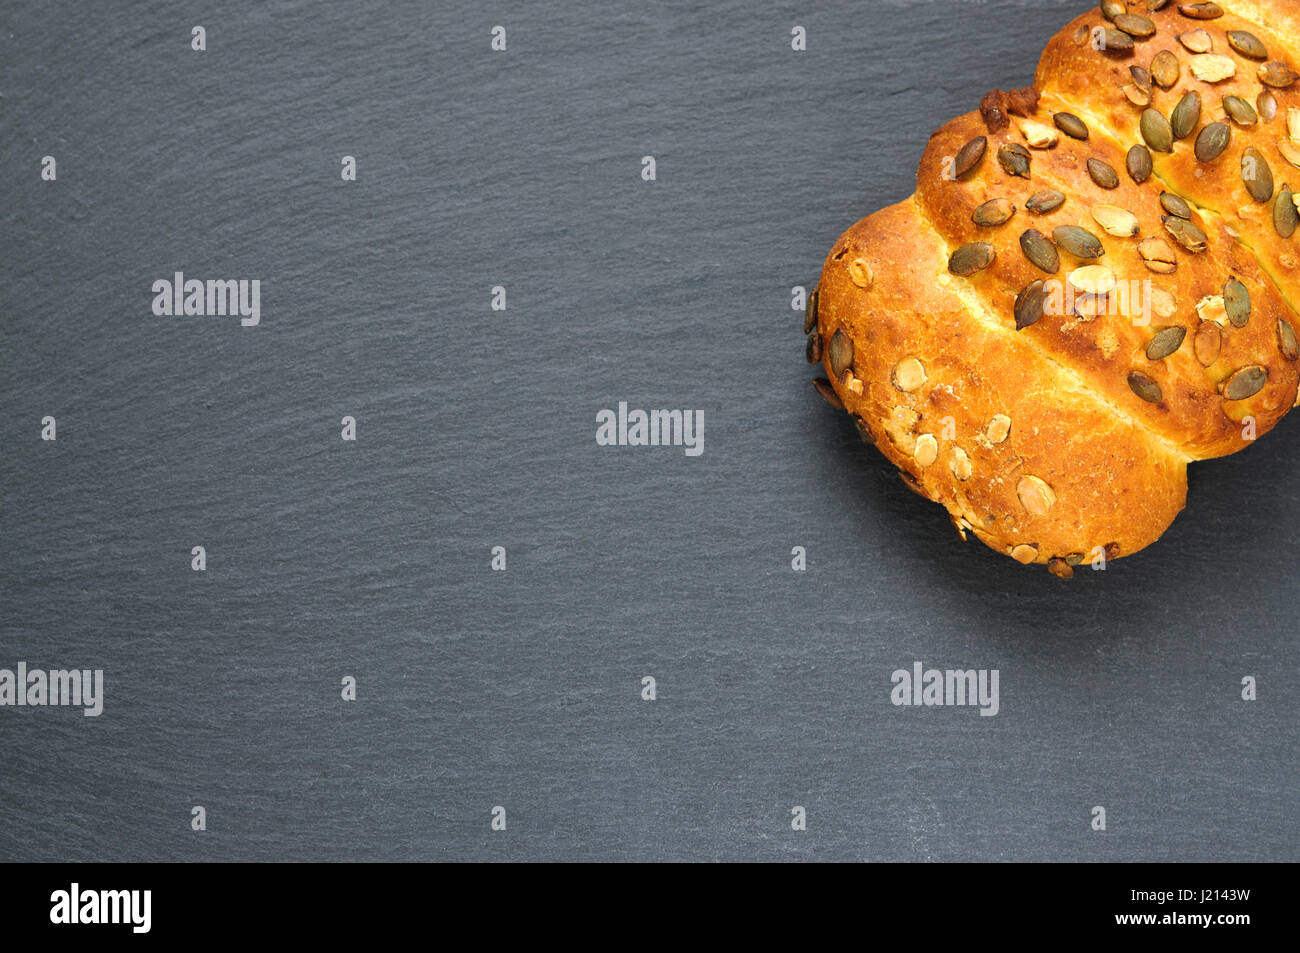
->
(812, 0, 1300, 571)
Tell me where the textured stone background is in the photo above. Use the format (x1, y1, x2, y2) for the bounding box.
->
(1, 0, 1295, 861)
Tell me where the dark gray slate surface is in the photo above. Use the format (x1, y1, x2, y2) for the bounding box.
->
(0, 0, 1295, 862)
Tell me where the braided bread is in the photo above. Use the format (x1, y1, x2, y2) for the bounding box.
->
(809, 0, 1300, 578)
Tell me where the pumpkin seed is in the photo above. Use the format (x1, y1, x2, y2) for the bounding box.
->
(1130, 65, 1153, 92)
(1146, 326, 1186, 360)
(1163, 215, 1208, 252)
(1258, 90, 1278, 122)
(1274, 184, 1299, 237)
(1194, 121, 1230, 162)
(1194, 321, 1221, 365)
(954, 136, 987, 178)
(948, 241, 996, 276)
(985, 414, 1012, 444)
(972, 197, 1016, 227)
(1138, 236, 1178, 273)
(998, 143, 1032, 178)
(853, 416, 874, 445)
(803, 289, 818, 333)
(1087, 157, 1120, 189)
(828, 329, 853, 374)
(1190, 54, 1235, 83)
(848, 258, 874, 288)
(1127, 370, 1163, 403)
(1054, 112, 1089, 140)
(1115, 13, 1156, 37)
(1259, 61, 1299, 89)
(1140, 108, 1173, 152)
(1127, 144, 1153, 183)
(1160, 191, 1192, 219)
(1100, 0, 1125, 20)
(1047, 557, 1074, 579)
(1123, 83, 1152, 107)
(1150, 50, 1181, 89)
(1092, 203, 1141, 237)
(1178, 29, 1212, 53)
(1170, 91, 1201, 140)
(1010, 543, 1039, 564)
(1020, 229, 1061, 273)
(1026, 189, 1066, 214)
(1222, 365, 1267, 400)
(1278, 318, 1299, 361)
(1227, 30, 1267, 60)
(1224, 277, 1251, 327)
(1279, 139, 1300, 170)
(1222, 95, 1258, 126)
(1015, 476, 1056, 518)
(1053, 225, 1106, 259)
(1177, 2, 1222, 17)
(813, 378, 843, 410)
(1069, 264, 1117, 295)
(1014, 278, 1047, 330)
(805, 332, 822, 363)
(1100, 28, 1136, 53)
(1242, 148, 1274, 203)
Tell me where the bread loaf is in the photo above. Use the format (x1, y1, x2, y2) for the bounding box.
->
(809, 0, 1300, 577)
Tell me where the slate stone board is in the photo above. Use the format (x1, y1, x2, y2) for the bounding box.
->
(0, 0, 1295, 861)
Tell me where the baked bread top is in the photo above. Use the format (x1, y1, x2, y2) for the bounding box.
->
(811, 1, 1300, 577)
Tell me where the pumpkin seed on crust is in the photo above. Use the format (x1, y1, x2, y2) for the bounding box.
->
(998, 143, 1032, 178)
(1054, 112, 1090, 140)
(1026, 189, 1066, 214)
(954, 136, 988, 178)
(1227, 30, 1267, 61)
(1127, 144, 1153, 183)
(972, 198, 1016, 227)
(1224, 277, 1251, 327)
(1278, 318, 1299, 361)
(1127, 370, 1163, 403)
(1194, 321, 1221, 366)
(1020, 229, 1061, 273)
(1087, 158, 1121, 189)
(1014, 279, 1048, 330)
(1242, 148, 1274, 203)
(948, 242, 997, 276)
(1222, 365, 1267, 400)
(1151, 50, 1181, 89)
(1146, 326, 1186, 360)
(1194, 122, 1231, 162)
(1140, 108, 1174, 152)
(1274, 184, 1299, 237)
(1171, 91, 1201, 141)
(1053, 225, 1106, 259)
